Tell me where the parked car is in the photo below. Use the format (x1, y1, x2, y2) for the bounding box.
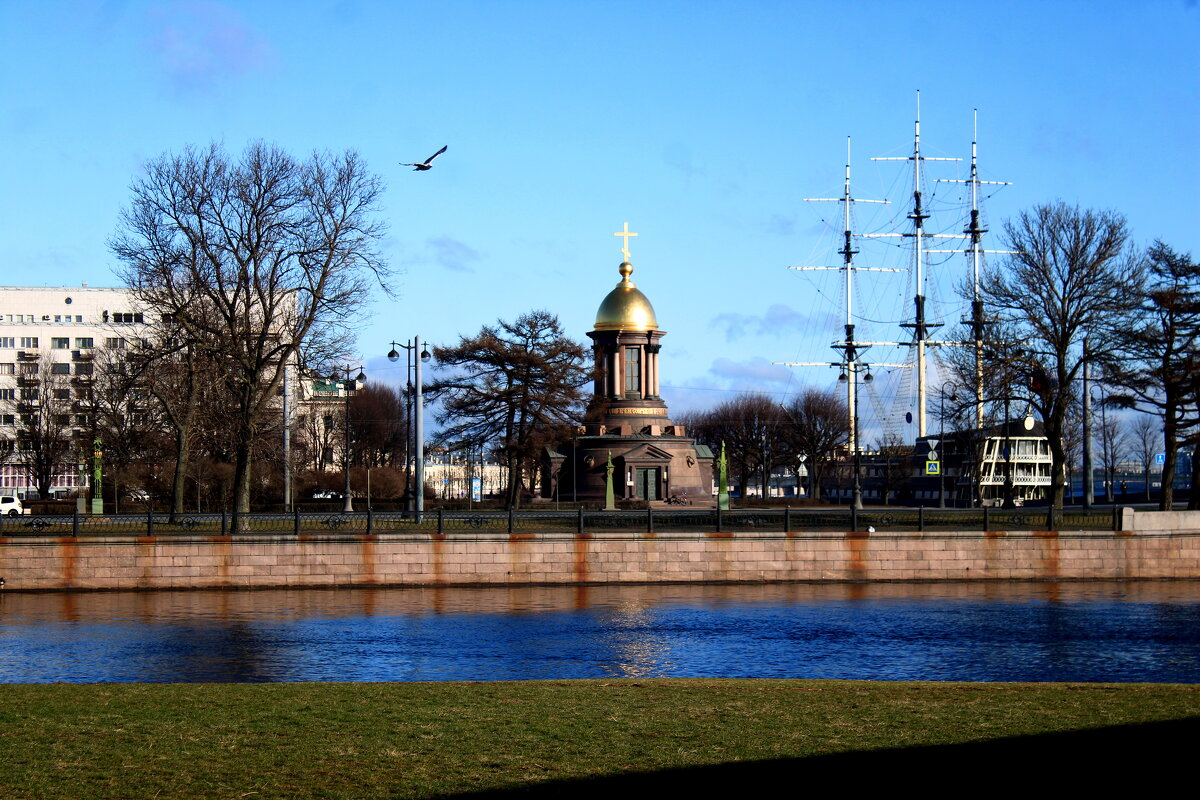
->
(0, 495, 26, 516)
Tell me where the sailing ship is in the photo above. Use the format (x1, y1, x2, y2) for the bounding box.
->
(782, 93, 1053, 506)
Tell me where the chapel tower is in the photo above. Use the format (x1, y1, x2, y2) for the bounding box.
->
(543, 225, 714, 506)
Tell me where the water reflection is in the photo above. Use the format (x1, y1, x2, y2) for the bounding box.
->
(2, 582, 1200, 683)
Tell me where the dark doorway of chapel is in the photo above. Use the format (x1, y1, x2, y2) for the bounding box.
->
(635, 468, 660, 501)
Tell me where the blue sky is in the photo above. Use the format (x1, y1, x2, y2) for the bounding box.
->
(2, 0, 1197, 439)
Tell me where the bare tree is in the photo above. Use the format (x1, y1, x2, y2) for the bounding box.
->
(1106, 242, 1199, 509)
(3, 355, 78, 499)
(873, 432, 909, 506)
(980, 203, 1143, 507)
(688, 394, 788, 500)
(782, 388, 849, 503)
(110, 142, 388, 522)
(89, 345, 164, 512)
(1130, 413, 1162, 503)
(125, 320, 229, 521)
(427, 311, 590, 509)
(1097, 411, 1129, 504)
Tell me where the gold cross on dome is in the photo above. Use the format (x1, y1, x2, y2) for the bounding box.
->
(613, 222, 638, 262)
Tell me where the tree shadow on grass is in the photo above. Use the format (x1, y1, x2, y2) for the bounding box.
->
(444, 716, 1200, 797)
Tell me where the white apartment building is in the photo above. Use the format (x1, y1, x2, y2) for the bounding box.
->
(0, 285, 153, 497)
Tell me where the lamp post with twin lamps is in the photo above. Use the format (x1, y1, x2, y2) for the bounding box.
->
(330, 364, 365, 513)
(837, 365, 872, 510)
(387, 337, 431, 519)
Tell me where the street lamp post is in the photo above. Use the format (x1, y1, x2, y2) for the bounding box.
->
(1089, 382, 1114, 505)
(330, 364, 365, 513)
(838, 365, 872, 510)
(388, 337, 431, 520)
(939, 382, 957, 508)
(1002, 395, 1016, 509)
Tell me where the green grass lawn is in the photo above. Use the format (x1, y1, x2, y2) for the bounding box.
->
(2, 679, 1197, 798)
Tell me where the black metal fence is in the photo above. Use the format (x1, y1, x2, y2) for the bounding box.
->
(0, 505, 1127, 538)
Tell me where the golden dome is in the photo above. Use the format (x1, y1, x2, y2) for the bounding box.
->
(594, 261, 658, 331)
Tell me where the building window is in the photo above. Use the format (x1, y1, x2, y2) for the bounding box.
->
(624, 347, 641, 394)
(0, 389, 13, 401)
(53, 388, 70, 400)
(75, 338, 94, 349)
(53, 414, 70, 425)
(20, 388, 38, 401)
(75, 362, 94, 376)
(112, 312, 144, 324)
(75, 414, 92, 426)
(105, 337, 127, 349)
(0, 364, 13, 375)
(20, 337, 38, 348)
(0, 337, 13, 348)
(19, 362, 37, 375)
(51, 363, 71, 375)
(52, 337, 69, 349)
(0, 415, 13, 426)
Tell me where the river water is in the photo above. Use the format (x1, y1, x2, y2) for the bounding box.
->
(3, 582, 1199, 683)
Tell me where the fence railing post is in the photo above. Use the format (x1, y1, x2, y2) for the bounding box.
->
(232, 510, 240, 535)
(850, 505, 857, 533)
(437, 508, 444, 535)
(983, 506, 990, 532)
(147, 506, 154, 536)
(221, 509, 227, 535)
(294, 507, 301, 537)
(647, 506, 654, 534)
(367, 507, 374, 535)
(1112, 505, 1120, 532)
(508, 508, 514, 534)
(577, 507, 584, 534)
(72, 508, 78, 538)
(784, 506, 791, 534)
(716, 507, 723, 533)
(918, 506, 924, 533)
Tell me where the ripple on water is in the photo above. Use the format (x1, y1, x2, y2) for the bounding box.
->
(2, 582, 1200, 683)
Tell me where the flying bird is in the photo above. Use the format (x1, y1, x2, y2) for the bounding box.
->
(401, 145, 448, 171)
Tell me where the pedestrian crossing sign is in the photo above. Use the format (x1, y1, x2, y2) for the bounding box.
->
(926, 461, 941, 475)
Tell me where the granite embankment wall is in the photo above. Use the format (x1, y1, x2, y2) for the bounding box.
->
(2, 510, 1199, 591)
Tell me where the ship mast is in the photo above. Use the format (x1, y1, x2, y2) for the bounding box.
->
(779, 138, 899, 456)
(870, 92, 961, 438)
(929, 110, 1013, 429)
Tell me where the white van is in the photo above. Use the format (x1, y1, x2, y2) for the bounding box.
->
(0, 495, 25, 516)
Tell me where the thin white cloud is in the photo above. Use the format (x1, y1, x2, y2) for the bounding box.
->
(709, 357, 793, 385)
(397, 235, 483, 273)
(148, 1, 275, 95)
(711, 304, 832, 341)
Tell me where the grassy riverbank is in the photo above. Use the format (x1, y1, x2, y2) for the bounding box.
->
(3, 679, 1197, 798)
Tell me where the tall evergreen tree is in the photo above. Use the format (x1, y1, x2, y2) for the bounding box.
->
(1106, 241, 1200, 509)
(426, 311, 589, 509)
